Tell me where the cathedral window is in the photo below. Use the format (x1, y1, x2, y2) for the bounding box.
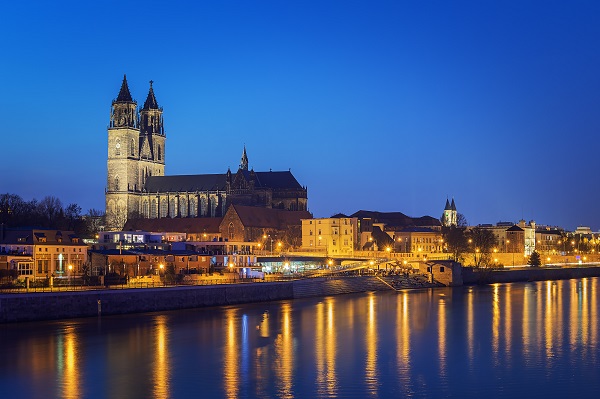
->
(169, 198, 176, 218)
(130, 139, 135, 156)
(190, 198, 197, 217)
(180, 198, 188, 217)
(115, 139, 121, 156)
(150, 200, 158, 218)
(200, 197, 207, 216)
(114, 176, 120, 191)
(160, 200, 168, 218)
(142, 201, 149, 218)
(158, 145, 162, 161)
(228, 223, 235, 240)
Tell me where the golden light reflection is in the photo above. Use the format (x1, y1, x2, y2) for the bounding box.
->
(466, 289, 474, 365)
(274, 303, 294, 399)
(62, 326, 80, 399)
(315, 301, 325, 394)
(223, 308, 239, 399)
(153, 315, 171, 399)
(504, 284, 512, 362)
(592, 278, 598, 351)
(522, 284, 531, 355)
(365, 294, 378, 395)
(438, 295, 447, 377)
(581, 278, 590, 347)
(544, 281, 555, 359)
(569, 279, 579, 348)
(397, 292, 411, 390)
(326, 299, 338, 396)
(492, 284, 500, 365)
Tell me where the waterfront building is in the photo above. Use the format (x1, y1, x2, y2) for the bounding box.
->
(89, 248, 208, 276)
(95, 230, 185, 251)
(535, 227, 563, 254)
(301, 217, 358, 256)
(0, 229, 88, 279)
(106, 75, 308, 230)
(393, 227, 444, 255)
(350, 210, 440, 249)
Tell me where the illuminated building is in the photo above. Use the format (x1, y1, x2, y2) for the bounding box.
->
(301, 217, 358, 255)
(106, 75, 308, 230)
(0, 229, 87, 279)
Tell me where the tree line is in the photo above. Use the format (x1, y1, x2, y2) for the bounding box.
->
(0, 193, 104, 238)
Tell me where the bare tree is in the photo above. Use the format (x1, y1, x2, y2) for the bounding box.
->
(468, 227, 498, 267)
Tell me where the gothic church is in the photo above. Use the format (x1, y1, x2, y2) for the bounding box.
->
(106, 75, 308, 230)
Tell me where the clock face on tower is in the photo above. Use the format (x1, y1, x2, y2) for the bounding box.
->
(116, 142, 121, 149)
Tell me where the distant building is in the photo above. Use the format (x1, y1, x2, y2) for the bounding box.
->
(106, 75, 308, 230)
(441, 198, 458, 227)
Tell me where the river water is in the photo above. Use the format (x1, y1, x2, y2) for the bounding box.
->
(1, 278, 599, 398)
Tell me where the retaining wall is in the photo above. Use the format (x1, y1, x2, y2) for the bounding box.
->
(462, 266, 600, 285)
(0, 277, 394, 323)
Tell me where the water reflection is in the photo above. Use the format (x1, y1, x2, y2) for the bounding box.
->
(152, 315, 170, 399)
(365, 293, 378, 396)
(223, 308, 239, 399)
(60, 326, 80, 399)
(1, 278, 600, 398)
(275, 302, 293, 398)
(396, 292, 411, 394)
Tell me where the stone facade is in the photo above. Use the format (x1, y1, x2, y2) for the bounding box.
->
(106, 76, 308, 230)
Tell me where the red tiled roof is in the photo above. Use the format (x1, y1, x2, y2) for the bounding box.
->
(227, 204, 312, 229)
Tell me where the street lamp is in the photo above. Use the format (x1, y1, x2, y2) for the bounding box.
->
(68, 264, 73, 287)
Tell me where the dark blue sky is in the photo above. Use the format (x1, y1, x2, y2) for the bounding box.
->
(2, 1, 599, 230)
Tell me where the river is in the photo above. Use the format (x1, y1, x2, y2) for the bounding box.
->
(1, 277, 599, 398)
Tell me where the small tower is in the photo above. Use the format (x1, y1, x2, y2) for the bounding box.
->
(106, 75, 140, 230)
(442, 198, 458, 227)
(239, 145, 249, 171)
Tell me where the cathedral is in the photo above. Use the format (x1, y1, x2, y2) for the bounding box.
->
(106, 75, 308, 230)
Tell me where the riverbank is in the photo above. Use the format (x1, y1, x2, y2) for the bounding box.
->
(1, 276, 408, 323)
(462, 264, 600, 284)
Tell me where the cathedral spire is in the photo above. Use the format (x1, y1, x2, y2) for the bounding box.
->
(239, 145, 249, 171)
(142, 80, 159, 110)
(115, 74, 133, 103)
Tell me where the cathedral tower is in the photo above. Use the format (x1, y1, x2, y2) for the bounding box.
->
(138, 80, 166, 188)
(106, 75, 140, 229)
(106, 76, 166, 230)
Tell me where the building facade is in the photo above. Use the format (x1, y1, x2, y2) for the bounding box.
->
(0, 229, 88, 279)
(301, 217, 358, 256)
(106, 76, 308, 230)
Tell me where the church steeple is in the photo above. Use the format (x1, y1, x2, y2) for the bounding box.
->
(142, 80, 159, 110)
(110, 74, 137, 128)
(239, 146, 248, 171)
(140, 80, 164, 136)
(116, 74, 133, 102)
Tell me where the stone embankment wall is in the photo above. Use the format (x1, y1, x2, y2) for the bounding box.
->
(463, 265, 600, 285)
(0, 277, 396, 323)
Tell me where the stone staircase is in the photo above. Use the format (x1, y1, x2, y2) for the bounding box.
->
(292, 276, 393, 299)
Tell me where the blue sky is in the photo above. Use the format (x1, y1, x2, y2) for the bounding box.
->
(1, 1, 599, 230)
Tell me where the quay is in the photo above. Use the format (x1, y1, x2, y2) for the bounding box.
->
(2, 264, 600, 323)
